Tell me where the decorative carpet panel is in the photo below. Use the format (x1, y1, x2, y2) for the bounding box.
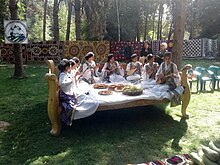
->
(110, 41, 143, 62)
(26, 41, 64, 63)
(203, 38, 217, 58)
(183, 39, 202, 57)
(0, 43, 27, 63)
(128, 154, 191, 165)
(64, 41, 110, 63)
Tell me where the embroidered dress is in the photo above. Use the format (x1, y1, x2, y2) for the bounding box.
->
(126, 61, 142, 81)
(59, 91, 77, 126)
(156, 62, 180, 89)
(101, 61, 125, 82)
(143, 62, 159, 80)
(59, 72, 77, 126)
(82, 61, 97, 84)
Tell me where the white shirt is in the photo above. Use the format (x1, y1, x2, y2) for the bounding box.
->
(59, 72, 75, 95)
(82, 61, 96, 80)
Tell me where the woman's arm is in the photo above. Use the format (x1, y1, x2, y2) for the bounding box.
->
(59, 73, 73, 87)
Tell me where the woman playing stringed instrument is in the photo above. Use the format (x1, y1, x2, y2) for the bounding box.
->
(156, 52, 180, 89)
(82, 52, 100, 84)
(126, 53, 142, 82)
(143, 54, 159, 81)
(101, 54, 126, 83)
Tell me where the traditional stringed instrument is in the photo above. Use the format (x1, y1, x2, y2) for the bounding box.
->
(126, 68, 137, 76)
(156, 73, 174, 84)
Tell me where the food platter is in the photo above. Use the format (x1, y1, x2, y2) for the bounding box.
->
(114, 86, 124, 92)
(108, 85, 117, 91)
(93, 83, 109, 89)
(122, 85, 143, 96)
(108, 84, 126, 92)
(98, 90, 113, 95)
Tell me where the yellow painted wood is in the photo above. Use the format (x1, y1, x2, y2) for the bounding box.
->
(180, 64, 192, 118)
(45, 61, 60, 136)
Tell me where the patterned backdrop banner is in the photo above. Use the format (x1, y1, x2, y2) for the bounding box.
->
(26, 41, 64, 62)
(110, 40, 174, 61)
(183, 39, 202, 57)
(0, 43, 27, 62)
(0, 39, 217, 63)
(64, 41, 110, 62)
(110, 41, 142, 61)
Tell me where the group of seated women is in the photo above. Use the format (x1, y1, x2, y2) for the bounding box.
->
(56, 50, 181, 126)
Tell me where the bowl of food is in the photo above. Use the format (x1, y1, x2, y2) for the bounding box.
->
(108, 84, 117, 91)
(122, 85, 143, 96)
(114, 86, 124, 92)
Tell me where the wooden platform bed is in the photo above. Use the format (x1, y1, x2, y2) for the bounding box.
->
(45, 60, 191, 136)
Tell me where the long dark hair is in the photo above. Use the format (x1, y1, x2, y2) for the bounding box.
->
(85, 52, 94, 60)
(58, 62, 70, 72)
(107, 54, 114, 62)
(72, 57, 80, 64)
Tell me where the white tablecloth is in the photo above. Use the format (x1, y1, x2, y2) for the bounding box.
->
(75, 81, 184, 106)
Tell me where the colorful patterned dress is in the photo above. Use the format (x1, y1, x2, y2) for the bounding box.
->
(126, 61, 142, 81)
(59, 72, 77, 126)
(143, 62, 159, 80)
(101, 61, 125, 82)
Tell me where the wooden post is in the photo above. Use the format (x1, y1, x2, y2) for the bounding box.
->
(180, 64, 192, 118)
(45, 60, 60, 136)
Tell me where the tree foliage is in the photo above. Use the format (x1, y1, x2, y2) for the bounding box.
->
(2, 0, 220, 42)
(0, 0, 8, 41)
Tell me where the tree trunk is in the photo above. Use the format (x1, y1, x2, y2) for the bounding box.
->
(43, 0, 48, 41)
(152, 11, 156, 40)
(189, 0, 197, 40)
(66, 1, 72, 41)
(157, 3, 163, 40)
(9, 0, 25, 78)
(159, 3, 163, 40)
(136, 22, 140, 41)
(74, 0, 81, 40)
(143, 14, 148, 41)
(84, 0, 107, 40)
(53, 0, 59, 41)
(116, 0, 120, 41)
(172, 0, 187, 69)
(22, 0, 28, 19)
(168, 18, 173, 40)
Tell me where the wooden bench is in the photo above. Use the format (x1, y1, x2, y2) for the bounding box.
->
(45, 60, 191, 136)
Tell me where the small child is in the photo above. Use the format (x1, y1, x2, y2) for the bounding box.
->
(58, 59, 77, 126)
(126, 53, 142, 82)
(143, 54, 159, 81)
(156, 52, 180, 89)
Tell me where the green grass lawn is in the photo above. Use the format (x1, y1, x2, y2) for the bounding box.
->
(0, 59, 220, 165)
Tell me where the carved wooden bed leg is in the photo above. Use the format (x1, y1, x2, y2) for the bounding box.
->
(45, 60, 61, 136)
(45, 73, 61, 136)
(180, 64, 192, 118)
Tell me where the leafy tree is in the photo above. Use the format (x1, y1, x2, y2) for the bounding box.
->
(83, 0, 108, 40)
(53, 0, 59, 40)
(198, 0, 220, 38)
(74, 0, 81, 40)
(0, 0, 8, 41)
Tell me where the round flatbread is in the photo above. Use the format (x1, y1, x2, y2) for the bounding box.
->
(98, 90, 113, 95)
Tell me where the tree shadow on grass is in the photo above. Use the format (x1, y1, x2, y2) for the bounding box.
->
(1, 103, 188, 165)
